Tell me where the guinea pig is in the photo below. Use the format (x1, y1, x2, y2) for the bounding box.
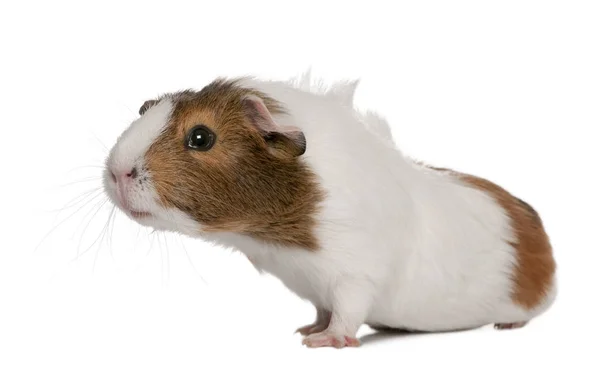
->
(103, 73, 557, 348)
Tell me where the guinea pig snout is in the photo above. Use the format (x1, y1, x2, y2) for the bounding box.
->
(111, 167, 138, 209)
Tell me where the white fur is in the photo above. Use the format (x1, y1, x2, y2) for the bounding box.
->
(108, 99, 174, 175)
(205, 75, 556, 334)
(106, 75, 556, 338)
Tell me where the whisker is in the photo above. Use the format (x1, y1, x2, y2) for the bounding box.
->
(51, 177, 103, 190)
(163, 232, 170, 286)
(165, 209, 207, 285)
(93, 207, 115, 273)
(116, 100, 138, 118)
(178, 234, 207, 285)
(64, 165, 105, 176)
(89, 131, 109, 153)
(96, 206, 117, 272)
(46, 187, 102, 213)
(158, 231, 165, 286)
(76, 197, 109, 255)
(133, 226, 142, 254)
(92, 222, 108, 273)
(146, 229, 156, 258)
(107, 207, 118, 260)
(71, 205, 114, 263)
(35, 190, 105, 253)
(73, 195, 108, 238)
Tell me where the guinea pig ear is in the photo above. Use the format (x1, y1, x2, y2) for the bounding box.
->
(138, 99, 159, 116)
(242, 94, 306, 158)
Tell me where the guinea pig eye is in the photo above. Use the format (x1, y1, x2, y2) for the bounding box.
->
(186, 125, 216, 151)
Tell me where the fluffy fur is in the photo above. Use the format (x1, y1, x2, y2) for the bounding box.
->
(104, 73, 557, 348)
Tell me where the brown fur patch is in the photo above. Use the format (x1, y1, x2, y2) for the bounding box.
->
(144, 79, 324, 250)
(429, 166, 556, 310)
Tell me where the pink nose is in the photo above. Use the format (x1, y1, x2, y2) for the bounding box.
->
(110, 167, 137, 182)
(111, 167, 137, 208)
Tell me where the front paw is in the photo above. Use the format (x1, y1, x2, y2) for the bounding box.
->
(295, 322, 329, 336)
(295, 309, 331, 336)
(302, 331, 360, 348)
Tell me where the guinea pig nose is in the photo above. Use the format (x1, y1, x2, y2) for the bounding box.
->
(126, 167, 138, 179)
(110, 171, 117, 183)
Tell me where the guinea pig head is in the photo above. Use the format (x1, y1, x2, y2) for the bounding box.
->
(104, 80, 323, 249)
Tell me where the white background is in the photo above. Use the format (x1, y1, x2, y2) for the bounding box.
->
(1, 0, 599, 373)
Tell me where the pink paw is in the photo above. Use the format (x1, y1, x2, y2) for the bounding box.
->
(302, 332, 360, 348)
(494, 321, 528, 330)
